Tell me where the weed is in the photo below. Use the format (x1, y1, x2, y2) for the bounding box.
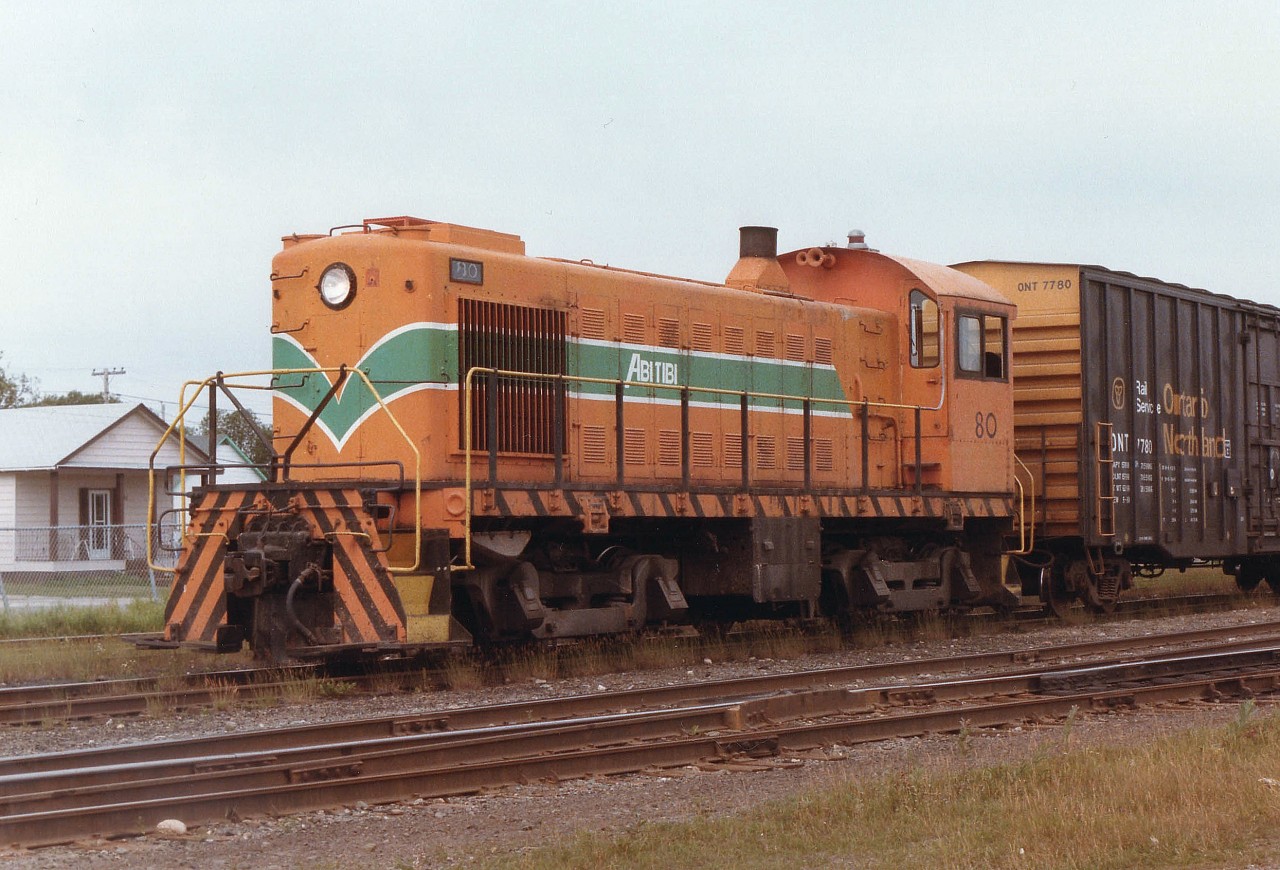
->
(1228, 698, 1260, 743)
(471, 712, 1280, 870)
(316, 677, 355, 698)
(205, 679, 240, 711)
(956, 718, 974, 758)
(1058, 705, 1080, 751)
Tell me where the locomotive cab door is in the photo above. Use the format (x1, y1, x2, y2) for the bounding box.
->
(901, 287, 946, 489)
(941, 298, 1014, 498)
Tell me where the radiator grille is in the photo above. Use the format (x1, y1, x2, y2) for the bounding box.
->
(623, 313, 646, 344)
(814, 337, 833, 366)
(756, 330, 775, 358)
(785, 333, 806, 362)
(459, 299, 566, 454)
(692, 322, 714, 352)
(756, 435, 777, 470)
(786, 436, 806, 470)
(724, 326, 745, 356)
(580, 308, 606, 340)
(658, 430, 681, 467)
(691, 431, 714, 467)
(815, 438, 834, 471)
(581, 425, 608, 464)
(724, 433, 743, 468)
(658, 318, 681, 348)
(624, 428, 648, 466)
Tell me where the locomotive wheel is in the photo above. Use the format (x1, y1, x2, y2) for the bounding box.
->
(1043, 574, 1076, 619)
(1237, 563, 1264, 593)
(1082, 585, 1118, 614)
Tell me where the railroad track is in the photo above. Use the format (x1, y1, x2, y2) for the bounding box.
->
(5, 623, 1280, 847)
(0, 663, 322, 727)
(2, 591, 1266, 727)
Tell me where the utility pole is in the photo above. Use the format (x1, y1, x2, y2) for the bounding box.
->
(91, 367, 126, 401)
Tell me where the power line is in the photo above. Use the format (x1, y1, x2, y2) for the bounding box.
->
(91, 367, 125, 400)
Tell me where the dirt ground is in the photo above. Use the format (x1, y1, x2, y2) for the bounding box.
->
(6, 608, 1280, 869)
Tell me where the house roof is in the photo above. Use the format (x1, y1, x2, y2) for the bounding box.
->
(0, 402, 208, 472)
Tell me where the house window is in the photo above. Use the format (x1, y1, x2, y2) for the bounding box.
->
(956, 311, 1007, 380)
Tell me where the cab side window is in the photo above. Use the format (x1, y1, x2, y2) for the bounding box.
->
(956, 311, 1007, 380)
(908, 290, 939, 368)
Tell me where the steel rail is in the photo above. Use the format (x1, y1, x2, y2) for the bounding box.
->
(6, 616, 1280, 749)
(5, 648, 1280, 847)
(4, 595, 1271, 728)
(10, 644, 1280, 810)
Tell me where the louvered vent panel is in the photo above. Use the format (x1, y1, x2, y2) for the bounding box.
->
(756, 331, 776, 357)
(724, 326, 745, 356)
(757, 435, 777, 470)
(658, 430, 681, 467)
(815, 438, 834, 471)
(785, 334, 806, 362)
(814, 337, 833, 366)
(623, 313, 647, 344)
(459, 299, 566, 453)
(658, 319, 681, 348)
(580, 308, 606, 340)
(786, 436, 806, 470)
(724, 433, 743, 468)
(692, 322, 714, 352)
(691, 431, 714, 467)
(624, 428, 647, 466)
(581, 425, 608, 464)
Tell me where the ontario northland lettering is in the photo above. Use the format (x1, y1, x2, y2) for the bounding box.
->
(1157, 382, 1230, 459)
(1124, 378, 1232, 460)
(626, 352, 679, 385)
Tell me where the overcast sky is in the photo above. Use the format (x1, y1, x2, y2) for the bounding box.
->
(2, 2, 1277, 417)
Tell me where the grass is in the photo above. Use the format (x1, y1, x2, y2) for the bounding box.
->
(0, 598, 165, 639)
(0, 600, 254, 685)
(1127, 563, 1240, 598)
(466, 704, 1280, 870)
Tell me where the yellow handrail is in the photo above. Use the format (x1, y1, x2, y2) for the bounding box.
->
(460, 366, 949, 571)
(1009, 453, 1037, 555)
(146, 367, 421, 574)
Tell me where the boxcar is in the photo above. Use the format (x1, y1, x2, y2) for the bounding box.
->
(954, 260, 1280, 608)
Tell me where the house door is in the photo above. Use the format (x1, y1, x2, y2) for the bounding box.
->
(87, 489, 112, 559)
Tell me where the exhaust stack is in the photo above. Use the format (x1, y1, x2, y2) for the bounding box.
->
(726, 226, 790, 294)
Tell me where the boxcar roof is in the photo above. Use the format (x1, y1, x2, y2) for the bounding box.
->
(952, 259, 1280, 315)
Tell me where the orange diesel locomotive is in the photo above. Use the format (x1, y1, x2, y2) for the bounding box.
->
(153, 217, 1019, 659)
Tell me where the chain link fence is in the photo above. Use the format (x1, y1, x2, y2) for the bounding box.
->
(0, 523, 181, 612)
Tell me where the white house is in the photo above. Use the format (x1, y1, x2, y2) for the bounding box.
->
(0, 403, 211, 571)
(216, 435, 269, 486)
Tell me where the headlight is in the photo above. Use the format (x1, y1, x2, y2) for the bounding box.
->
(318, 263, 356, 308)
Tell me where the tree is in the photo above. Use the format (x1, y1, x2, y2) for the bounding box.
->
(0, 353, 37, 408)
(191, 408, 274, 466)
(29, 389, 120, 406)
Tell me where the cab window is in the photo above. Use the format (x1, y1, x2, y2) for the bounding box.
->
(956, 311, 1007, 380)
(908, 290, 939, 368)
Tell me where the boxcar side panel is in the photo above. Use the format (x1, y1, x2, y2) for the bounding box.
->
(1244, 310, 1280, 551)
(1080, 270, 1246, 560)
